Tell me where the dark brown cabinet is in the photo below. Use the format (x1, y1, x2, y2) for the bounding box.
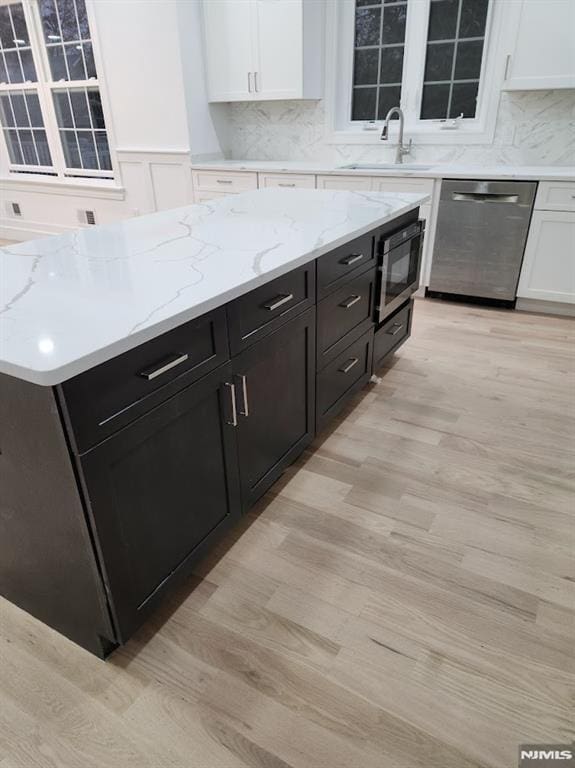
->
(232, 307, 316, 511)
(80, 362, 241, 641)
(0, 212, 419, 657)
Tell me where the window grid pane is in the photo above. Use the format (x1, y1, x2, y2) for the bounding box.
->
(351, 1, 407, 121)
(420, 0, 489, 120)
(0, 90, 52, 167)
(53, 87, 111, 171)
(0, 3, 37, 84)
(40, 0, 96, 82)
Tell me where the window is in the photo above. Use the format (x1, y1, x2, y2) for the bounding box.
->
(0, 0, 113, 179)
(352, 1, 408, 121)
(420, 0, 489, 120)
(0, 90, 52, 167)
(333, 0, 499, 142)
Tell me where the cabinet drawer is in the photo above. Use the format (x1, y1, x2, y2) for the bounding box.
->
(227, 263, 316, 355)
(316, 327, 373, 432)
(258, 173, 316, 189)
(192, 170, 258, 193)
(371, 177, 434, 196)
(316, 175, 373, 191)
(61, 309, 229, 453)
(317, 230, 376, 299)
(373, 300, 412, 370)
(317, 267, 375, 369)
(193, 190, 231, 203)
(535, 181, 575, 212)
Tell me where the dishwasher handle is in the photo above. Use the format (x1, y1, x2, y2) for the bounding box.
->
(451, 192, 519, 204)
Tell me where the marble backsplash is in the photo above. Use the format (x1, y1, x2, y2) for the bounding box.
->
(228, 90, 575, 166)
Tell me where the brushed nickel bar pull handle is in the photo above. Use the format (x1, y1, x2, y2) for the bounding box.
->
(339, 357, 359, 374)
(387, 323, 404, 336)
(248, 72, 252, 93)
(139, 353, 189, 381)
(451, 192, 519, 203)
(224, 382, 238, 427)
(340, 294, 361, 309)
(340, 253, 363, 266)
(263, 293, 294, 311)
(278, 182, 296, 187)
(237, 374, 249, 417)
(254, 71, 259, 92)
(216, 178, 233, 185)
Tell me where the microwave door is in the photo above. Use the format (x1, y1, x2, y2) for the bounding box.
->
(378, 229, 423, 321)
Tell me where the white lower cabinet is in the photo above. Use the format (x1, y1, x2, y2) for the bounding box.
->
(517, 210, 575, 304)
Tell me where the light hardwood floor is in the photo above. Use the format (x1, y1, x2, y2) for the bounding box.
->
(1, 297, 574, 768)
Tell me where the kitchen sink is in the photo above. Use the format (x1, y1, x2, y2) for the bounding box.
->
(338, 163, 434, 171)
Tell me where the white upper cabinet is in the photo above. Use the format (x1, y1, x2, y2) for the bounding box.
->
(502, 0, 575, 90)
(202, 0, 323, 102)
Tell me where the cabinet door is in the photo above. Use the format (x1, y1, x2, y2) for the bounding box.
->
(503, 0, 575, 90)
(253, 0, 303, 99)
(233, 307, 315, 511)
(80, 363, 241, 641)
(203, 0, 255, 101)
(517, 210, 575, 304)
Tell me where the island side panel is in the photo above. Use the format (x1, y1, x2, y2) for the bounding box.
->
(0, 373, 117, 657)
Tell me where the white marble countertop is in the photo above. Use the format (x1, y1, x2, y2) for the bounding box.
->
(191, 159, 575, 182)
(0, 187, 428, 386)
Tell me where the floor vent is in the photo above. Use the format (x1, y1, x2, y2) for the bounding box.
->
(78, 209, 97, 225)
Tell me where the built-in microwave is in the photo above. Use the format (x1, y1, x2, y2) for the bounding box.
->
(376, 219, 425, 324)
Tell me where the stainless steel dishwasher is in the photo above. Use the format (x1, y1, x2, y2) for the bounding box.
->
(428, 179, 537, 305)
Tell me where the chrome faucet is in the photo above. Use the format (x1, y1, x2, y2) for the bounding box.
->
(380, 106, 412, 164)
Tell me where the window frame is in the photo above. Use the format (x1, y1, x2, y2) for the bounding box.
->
(326, 0, 510, 146)
(0, 0, 118, 182)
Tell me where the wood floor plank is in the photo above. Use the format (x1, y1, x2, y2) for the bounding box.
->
(1, 297, 574, 768)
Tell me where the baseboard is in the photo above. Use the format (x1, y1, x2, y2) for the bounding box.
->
(516, 298, 575, 317)
(0, 219, 77, 242)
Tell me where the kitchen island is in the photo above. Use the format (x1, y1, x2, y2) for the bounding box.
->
(0, 188, 427, 657)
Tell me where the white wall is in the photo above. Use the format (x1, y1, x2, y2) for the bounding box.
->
(93, 0, 190, 152)
(176, 0, 230, 160)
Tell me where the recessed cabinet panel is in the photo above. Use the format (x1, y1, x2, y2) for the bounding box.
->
(316, 327, 374, 432)
(254, 0, 302, 99)
(317, 230, 375, 299)
(317, 266, 375, 368)
(202, 0, 256, 101)
(517, 211, 575, 304)
(316, 175, 373, 191)
(503, 0, 575, 90)
(535, 182, 575, 213)
(227, 263, 315, 354)
(233, 307, 316, 510)
(373, 299, 412, 370)
(80, 363, 241, 640)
